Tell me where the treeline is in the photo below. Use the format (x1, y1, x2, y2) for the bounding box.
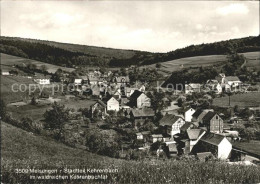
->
(0, 37, 110, 67)
(111, 35, 260, 66)
(1, 35, 259, 67)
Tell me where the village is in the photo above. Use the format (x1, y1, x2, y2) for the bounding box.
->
(2, 62, 260, 164)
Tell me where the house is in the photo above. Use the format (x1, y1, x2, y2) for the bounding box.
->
(113, 88, 122, 99)
(192, 109, 214, 126)
(206, 79, 222, 94)
(74, 79, 83, 86)
(88, 76, 99, 85)
(91, 100, 107, 118)
(201, 111, 224, 133)
(135, 131, 151, 147)
(225, 76, 242, 88)
(182, 129, 206, 154)
(106, 97, 119, 112)
(81, 76, 89, 84)
(195, 133, 232, 160)
(185, 83, 201, 94)
(159, 114, 186, 138)
(114, 76, 130, 87)
(184, 107, 195, 122)
(129, 90, 151, 108)
(168, 143, 178, 156)
(91, 84, 101, 97)
(216, 74, 242, 91)
(34, 78, 51, 85)
(1, 71, 10, 75)
(130, 108, 155, 120)
(161, 101, 179, 115)
(136, 131, 151, 140)
(125, 87, 138, 97)
(180, 122, 194, 133)
(151, 134, 163, 143)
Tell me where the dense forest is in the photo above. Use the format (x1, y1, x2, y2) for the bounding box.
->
(0, 35, 259, 67)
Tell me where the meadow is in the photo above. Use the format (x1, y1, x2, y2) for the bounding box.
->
(232, 140, 260, 156)
(143, 51, 260, 75)
(1, 122, 260, 184)
(213, 92, 260, 108)
(1, 53, 75, 74)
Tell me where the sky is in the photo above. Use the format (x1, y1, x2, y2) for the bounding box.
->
(1, 1, 259, 53)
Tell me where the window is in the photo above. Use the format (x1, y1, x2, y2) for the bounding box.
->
(216, 115, 218, 120)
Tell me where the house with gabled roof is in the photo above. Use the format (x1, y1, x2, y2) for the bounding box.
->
(181, 129, 206, 154)
(107, 97, 119, 112)
(192, 109, 214, 126)
(185, 83, 201, 94)
(130, 108, 155, 120)
(194, 132, 232, 160)
(129, 90, 151, 108)
(201, 111, 224, 133)
(90, 100, 107, 118)
(159, 114, 185, 138)
(184, 107, 195, 122)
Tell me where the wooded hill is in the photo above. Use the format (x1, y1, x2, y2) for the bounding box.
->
(0, 35, 259, 67)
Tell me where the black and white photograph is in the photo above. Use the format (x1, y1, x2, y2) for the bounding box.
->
(0, 0, 260, 183)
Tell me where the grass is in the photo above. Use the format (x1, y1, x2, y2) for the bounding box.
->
(143, 51, 260, 75)
(1, 53, 75, 74)
(0, 75, 34, 103)
(213, 92, 260, 108)
(1, 122, 260, 183)
(232, 140, 260, 156)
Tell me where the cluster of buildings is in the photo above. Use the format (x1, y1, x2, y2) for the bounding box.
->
(135, 107, 257, 161)
(185, 73, 243, 94)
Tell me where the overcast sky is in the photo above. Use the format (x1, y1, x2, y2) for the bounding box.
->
(1, 1, 259, 52)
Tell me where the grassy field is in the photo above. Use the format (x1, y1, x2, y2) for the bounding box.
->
(232, 140, 260, 156)
(1, 122, 260, 183)
(143, 51, 260, 76)
(0, 75, 35, 103)
(213, 92, 260, 108)
(1, 53, 75, 74)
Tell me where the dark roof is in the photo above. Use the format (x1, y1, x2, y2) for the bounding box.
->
(96, 99, 106, 107)
(160, 114, 183, 126)
(192, 109, 203, 119)
(131, 108, 154, 117)
(202, 111, 217, 123)
(130, 90, 143, 99)
(200, 132, 227, 146)
(180, 122, 192, 131)
(187, 129, 205, 140)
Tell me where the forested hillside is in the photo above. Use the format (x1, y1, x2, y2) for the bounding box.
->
(0, 35, 259, 67)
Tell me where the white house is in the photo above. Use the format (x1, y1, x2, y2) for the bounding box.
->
(107, 97, 119, 112)
(129, 90, 151, 108)
(184, 107, 195, 122)
(34, 78, 50, 85)
(74, 79, 82, 86)
(185, 83, 201, 94)
(1, 71, 10, 76)
(198, 133, 232, 160)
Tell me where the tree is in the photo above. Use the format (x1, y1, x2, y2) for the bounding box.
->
(0, 99, 7, 120)
(156, 63, 162, 69)
(147, 90, 167, 113)
(40, 65, 48, 73)
(31, 96, 37, 105)
(85, 129, 121, 157)
(43, 102, 70, 140)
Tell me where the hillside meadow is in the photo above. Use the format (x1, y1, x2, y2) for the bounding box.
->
(213, 92, 260, 108)
(1, 53, 75, 74)
(144, 51, 260, 75)
(1, 122, 260, 183)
